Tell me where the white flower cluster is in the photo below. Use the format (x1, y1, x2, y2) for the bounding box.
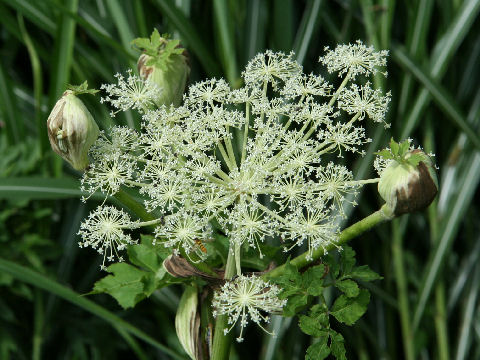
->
(78, 206, 138, 269)
(79, 41, 390, 265)
(212, 275, 286, 342)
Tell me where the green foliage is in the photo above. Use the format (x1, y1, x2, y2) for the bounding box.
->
(93, 263, 151, 309)
(376, 138, 425, 167)
(132, 29, 184, 70)
(273, 246, 381, 359)
(92, 235, 171, 309)
(67, 81, 99, 96)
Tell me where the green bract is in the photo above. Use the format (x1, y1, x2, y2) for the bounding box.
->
(377, 139, 438, 215)
(134, 30, 190, 106)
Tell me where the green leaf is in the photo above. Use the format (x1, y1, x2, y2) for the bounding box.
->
(299, 314, 328, 337)
(335, 279, 359, 298)
(330, 289, 370, 325)
(375, 149, 394, 160)
(127, 235, 170, 274)
(283, 294, 308, 317)
(302, 265, 326, 296)
(274, 260, 303, 298)
(308, 304, 329, 326)
(93, 263, 148, 309)
(390, 138, 399, 156)
(305, 339, 331, 360)
(399, 139, 410, 156)
(340, 246, 356, 275)
(350, 265, 382, 282)
(407, 153, 426, 167)
(67, 80, 99, 95)
(330, 330, 347, 360)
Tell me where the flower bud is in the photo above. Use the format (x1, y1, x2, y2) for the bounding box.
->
(136, 35, 190, 107)
(378, 149, 438, 216)
(47, 91, 99, 170)
(175, 285, 201, 360)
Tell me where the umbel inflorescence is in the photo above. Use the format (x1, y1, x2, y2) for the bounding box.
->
(78, 41, 390, 270)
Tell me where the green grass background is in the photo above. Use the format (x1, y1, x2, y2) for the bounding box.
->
(0, 0, 479, 359)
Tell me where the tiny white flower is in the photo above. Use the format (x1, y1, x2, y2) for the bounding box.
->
(100, 70, 162, 115)
(155, 211, 210, 260)
(284, 208, 340, 260)
(338, 82, 391, 127)
(81, 153, 136, 198)
(281, 73, 332, 99)
(243, 50, 302, 90)
(319, 40, 388, 78)
(212, 275, 286, 342)
(78, 206, 138, 270)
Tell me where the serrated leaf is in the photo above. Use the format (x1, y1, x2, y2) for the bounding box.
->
(350, 265, 382, 282)
(275, 260, 302, 298)
(407, 153, 425, 167)
(127, 235, 170, 274)
(283, 294, 308, 317)
(399, 139, 410, 156)
(330, 331, 347, 360)
(330, 289, 370, 325)
(335, 279, 359, 298)
(132, 38, 151, 50)
(141, 272, 158, 296)
(67, 81, 99, 95)
(93, 263, 148, 309)
(341, 246, 356, 275)
(390, 138, 399, 155)
(299, 315, 328, 337)
(303, 265, 325, 296)
(150, 28, 161, 47)
(305, 339, 331, 360)
(375, 149, 394, 159)
(324, 253, 340, 278)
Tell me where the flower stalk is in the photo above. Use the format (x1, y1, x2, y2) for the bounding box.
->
(264, 204, 394, 280)
(211, 246, 237, 360)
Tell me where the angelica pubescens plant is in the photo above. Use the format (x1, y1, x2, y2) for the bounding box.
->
(47, 32, 438, 360)
(80, 44, 390, 268)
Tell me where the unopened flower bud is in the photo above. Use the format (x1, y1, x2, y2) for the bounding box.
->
(134, 30, 190, 106)
(47, 91, 99, 170)
(175, 285, 201, 360)
(378, 149, 438, 216)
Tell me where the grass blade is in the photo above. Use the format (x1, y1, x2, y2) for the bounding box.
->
(400, 0, 480, 138)
(413, 152, 480, 330)
(393, 47, 480, 150)
(17, 14, 46, 153)
(48, 0, 79, 104)
(0, 177, 97, 200)
(292, 0, 323, 65)
(153, 0, 221, 76)
(0, 62, 21, 145)
(104, 0, 136, 58)
(213, 0, 239, 86)
(0, 258, 186, 360)
(454, 265, 480, 360)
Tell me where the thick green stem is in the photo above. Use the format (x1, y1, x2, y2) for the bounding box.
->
(392, 219, 415, 360)
(211, 247, 237, 360)
(240, 102, 250, 164)
(265, 204, 393, 279)
(114, 189, 156, 222)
